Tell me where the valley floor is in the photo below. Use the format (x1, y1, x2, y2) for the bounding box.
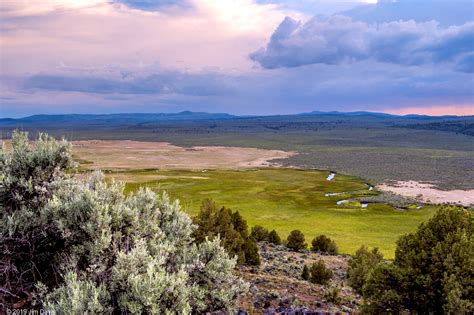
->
(115, 168, 436, 258)
(64, 139, 469, 258)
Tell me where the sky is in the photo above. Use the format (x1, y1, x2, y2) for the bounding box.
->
(0, 0, 473, 117)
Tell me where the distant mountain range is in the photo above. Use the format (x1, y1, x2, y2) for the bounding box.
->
(1, 110, 473, 137)
(2, 110, 472, 124)
(0, 111, 236, 125)
(300, 111, 469, 119)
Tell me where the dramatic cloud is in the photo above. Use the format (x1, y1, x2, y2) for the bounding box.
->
(251, 16, 474, 71)
(0, 0, 473, 117)
(2, 60, 471, 117)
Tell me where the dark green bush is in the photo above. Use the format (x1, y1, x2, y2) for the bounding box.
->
(361, 263, 403, 314)
(394, 206, 472, 313)
(359, 206, 473, 314)
(301, 264, 310, 281)
(193, 199, 260, 266)
(243, 237, 261, 266)
(309, 259, 333, 285)
(347, 245, 384, 294)
(251, 225, 269, 242)
(268, 229, 281, 245)
(232, 210, 248, 237)
(311, 234, 338, 254)
(287, 229, 307, 251)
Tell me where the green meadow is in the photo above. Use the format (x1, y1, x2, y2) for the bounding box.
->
(114, 168, 437, 258)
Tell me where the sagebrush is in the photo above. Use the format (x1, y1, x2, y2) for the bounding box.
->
(0, 131, 248, 312)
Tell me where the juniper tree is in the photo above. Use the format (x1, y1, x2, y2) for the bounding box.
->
(193, 199, 260, 266)
(243, 236, 261, 266)
(392, 206, 473, 313)
(268, 229, 281, 245)
(309, 259, 333, 285)
(360, 262, 403, 314)
(347, 245, 384, 294)
(358, 207, 473, 314)
(251, 225, 269, 242)
(311, 234, 338, 255)
(287, 229, 307, 251)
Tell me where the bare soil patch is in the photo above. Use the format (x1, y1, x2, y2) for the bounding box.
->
(72, 140, 296, 170)
(378, 180, 474, 207)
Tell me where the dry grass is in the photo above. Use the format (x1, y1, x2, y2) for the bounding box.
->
(72, 140, 296, 170)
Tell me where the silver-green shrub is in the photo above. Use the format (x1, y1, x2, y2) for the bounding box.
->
(1, 131, 248, 313)
(1, 131, 73, 308)
(1, 131, 72, 217)
(43, 272, 112, 314)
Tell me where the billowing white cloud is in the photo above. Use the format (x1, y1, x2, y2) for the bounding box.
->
(251, 16, 474, 71)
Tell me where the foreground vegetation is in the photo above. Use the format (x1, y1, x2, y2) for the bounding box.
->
(120, 168, 437, 257)
(0, 132, 247, 312)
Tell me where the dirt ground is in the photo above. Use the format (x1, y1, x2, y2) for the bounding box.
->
(72, 140, 296, 170)
(237, 242, 360, 313)
(378, 180, 474, 207)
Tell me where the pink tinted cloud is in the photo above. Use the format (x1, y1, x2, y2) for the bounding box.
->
(0, 0, 301, 76)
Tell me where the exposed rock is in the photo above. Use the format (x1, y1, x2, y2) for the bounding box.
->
(237, 242, 361, 313)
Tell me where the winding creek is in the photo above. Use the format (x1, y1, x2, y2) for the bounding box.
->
(325, 173, 375, 208)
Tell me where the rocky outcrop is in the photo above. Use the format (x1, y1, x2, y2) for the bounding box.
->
(237, 242, 361, 314)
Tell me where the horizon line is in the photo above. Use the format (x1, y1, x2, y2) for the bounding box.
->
(2, 109, 474, 120)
